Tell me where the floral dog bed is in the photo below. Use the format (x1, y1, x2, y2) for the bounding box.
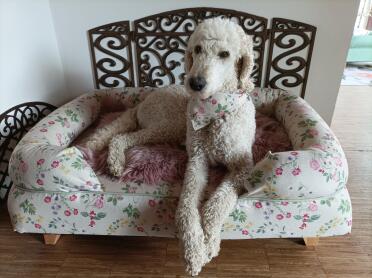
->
(7, 86, 352, 239)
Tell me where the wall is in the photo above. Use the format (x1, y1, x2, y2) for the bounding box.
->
(0, 0, 66, 114)
(49, 0, 359, 124)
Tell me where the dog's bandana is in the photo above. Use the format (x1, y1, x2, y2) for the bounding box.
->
(189, 90, 250, 130)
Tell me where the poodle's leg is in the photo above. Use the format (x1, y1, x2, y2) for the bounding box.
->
(107, 125, 181, 177)
(202, 162, 252, 262)
(86, 108, 137, 151)
(176, 152, 209, 276)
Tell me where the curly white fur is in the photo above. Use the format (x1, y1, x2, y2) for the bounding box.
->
(86, 86, 188, 176)
(86, 17, 255, 276)
(175, 18, 256, 276)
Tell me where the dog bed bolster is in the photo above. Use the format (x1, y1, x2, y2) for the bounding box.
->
(244, 88, 348, 200)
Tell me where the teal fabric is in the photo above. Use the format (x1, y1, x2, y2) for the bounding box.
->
(347, 33, 372, 62)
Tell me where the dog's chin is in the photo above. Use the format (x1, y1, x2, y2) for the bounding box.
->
(199, 92, 213, 100)
(187, 88, 216, 100)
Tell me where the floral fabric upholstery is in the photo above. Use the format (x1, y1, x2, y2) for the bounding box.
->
(7, 185, 351, 238)
(7, 86, 352, 239)
(243, 88, 348, 200)
(189, 90, 250, 130)
(8, 87, 154, 192)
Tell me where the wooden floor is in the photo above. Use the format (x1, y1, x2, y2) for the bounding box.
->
(1, 86, 371, 277)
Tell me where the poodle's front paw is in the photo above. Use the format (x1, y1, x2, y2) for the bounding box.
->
(202, 203, 222, 262)
(204, 232, 221, 261)
(107, 136, 126, 177)
(184, 235, 207, 276)
(179, 224, 208, 276)
(186, 257, 204, 277)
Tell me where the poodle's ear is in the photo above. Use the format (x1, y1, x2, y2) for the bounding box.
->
(184, 49, 193, 73)
(237, 33, 254, 92)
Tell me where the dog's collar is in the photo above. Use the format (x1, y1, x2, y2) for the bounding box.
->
(188, 90, 250, 131)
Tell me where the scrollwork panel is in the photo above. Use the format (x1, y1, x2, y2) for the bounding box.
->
(135, 35, 188, 87)
(134, 8, 268, 88)
(265, 18, 316, 98)
(0, 103, 56, 199)
(87, 10, 316, 96)
(88, 21, 135, 88)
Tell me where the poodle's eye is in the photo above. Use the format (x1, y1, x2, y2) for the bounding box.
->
(194, 45, 202, 54)
(218, 51, 230, 59)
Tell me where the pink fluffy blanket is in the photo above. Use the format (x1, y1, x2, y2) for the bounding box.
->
(76, 112, 292, 185)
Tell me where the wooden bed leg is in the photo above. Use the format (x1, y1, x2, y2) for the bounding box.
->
(43, 234, 61, 245)
(303, 237, 319, 247)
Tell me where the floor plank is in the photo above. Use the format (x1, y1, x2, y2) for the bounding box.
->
(1, 85, 372, 277)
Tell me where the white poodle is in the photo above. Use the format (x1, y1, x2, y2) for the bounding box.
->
(86, 17, 255, 276)
(175, 18, 256, 275)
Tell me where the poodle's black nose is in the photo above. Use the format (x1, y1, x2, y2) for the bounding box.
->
(189, 76, 206, 91)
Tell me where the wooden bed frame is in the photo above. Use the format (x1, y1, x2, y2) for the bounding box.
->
(0, 7, 318, 246)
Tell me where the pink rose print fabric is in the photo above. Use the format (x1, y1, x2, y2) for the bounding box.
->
(244, 88, 349, 200)
(7, 86, 351, 240)
(189, 90, 250, 130)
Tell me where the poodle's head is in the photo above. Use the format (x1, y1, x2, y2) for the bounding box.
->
(184, 17, 254, 99)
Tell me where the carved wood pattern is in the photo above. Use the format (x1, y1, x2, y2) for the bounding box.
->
(88, 21, 135, 88)
(133, 7, 268, 87)
(264, 18, 316, 98)
(88, 8, 316, 96)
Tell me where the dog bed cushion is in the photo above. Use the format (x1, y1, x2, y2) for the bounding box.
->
(244, 88, 348, 200)
(7, 86, 352, 239)
(9, 86, 348, 200)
